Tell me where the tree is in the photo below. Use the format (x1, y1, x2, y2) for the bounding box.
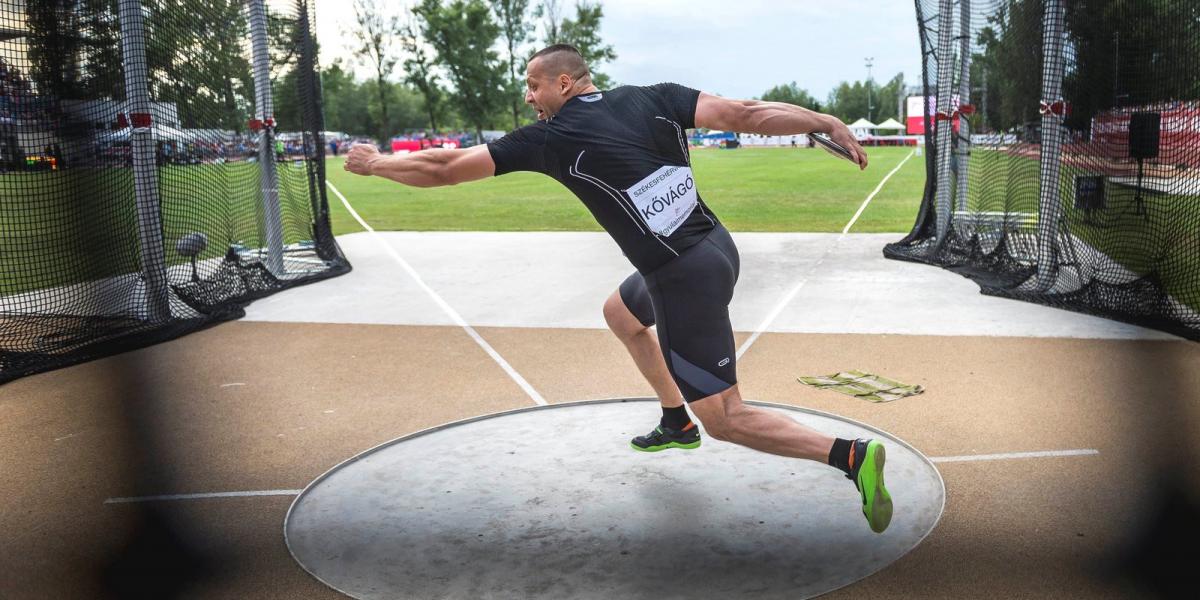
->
(826, 81, 868, 122)
(824, 73, 904, 123)
(558, 1, 616, 89)
(26, 0, 123, 101)
(363, 80, 429, 134)
(349, 0, 403, 141)
(320, 61, 373, 135)
(873, 73, 905, 122)
(969, 0, 1044, 132)
(761, 82, 820, 111)
(415, 0, 507, 141)
(1063, 0, 1200, 133)
(490, 0, 535, 129)
(534, 0, 564, 45)
(269, 5, 321, 132)
(400, 17, 447, 132)
(145, 0, 254, 131)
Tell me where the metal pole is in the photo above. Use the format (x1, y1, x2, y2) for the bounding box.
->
(118, 0, 171, 322)
(955, 0, 971, 213)
(865, 57, 874, 122)
(1033, 0, 1067, 291)
(980, 66, 988, 131)
(933, 0, 956, 241)
(248, 0, 285, 276)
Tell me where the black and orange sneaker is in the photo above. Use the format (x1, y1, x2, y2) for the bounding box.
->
(630, 422, 701, 452)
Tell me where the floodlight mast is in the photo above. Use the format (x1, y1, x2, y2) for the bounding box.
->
(118, 0, 171, 322)
(865, 57, 874, 122)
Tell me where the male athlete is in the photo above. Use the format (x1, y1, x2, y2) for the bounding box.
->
(344, 45, 892, 533)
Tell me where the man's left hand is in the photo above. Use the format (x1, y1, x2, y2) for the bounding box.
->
(827, 119, 868, 170)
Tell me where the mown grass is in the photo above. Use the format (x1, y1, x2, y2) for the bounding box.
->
(955, 147, 1198, 311)
(0, 161, 316, 296)
(322, 147, 926, 234)
(2, 147, 929, 297)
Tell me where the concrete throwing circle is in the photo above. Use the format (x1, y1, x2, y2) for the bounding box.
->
(285, 399, 944, 599)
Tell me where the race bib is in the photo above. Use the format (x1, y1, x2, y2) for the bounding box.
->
(626, 165, 698, 236)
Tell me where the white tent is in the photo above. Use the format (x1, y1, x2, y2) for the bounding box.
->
(96, 124, 196, 144)
(847, 118, 877, 140)
(875, 118, 906, 130)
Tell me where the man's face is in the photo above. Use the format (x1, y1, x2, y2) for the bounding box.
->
(524, 58, 569, 121)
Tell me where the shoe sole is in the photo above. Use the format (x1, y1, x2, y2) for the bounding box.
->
(629, 439, 701, 452)
(857, 441, 893, 534)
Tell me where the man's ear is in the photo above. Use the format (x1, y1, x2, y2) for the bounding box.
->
(559, 74, 572, 93)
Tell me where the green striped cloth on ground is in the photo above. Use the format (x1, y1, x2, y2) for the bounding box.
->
(797, 370, 923, 403)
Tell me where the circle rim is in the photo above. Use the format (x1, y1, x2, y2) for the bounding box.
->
(284, 397, 946, 599)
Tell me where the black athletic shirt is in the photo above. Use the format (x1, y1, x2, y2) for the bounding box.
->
(487, 83, 720, 273)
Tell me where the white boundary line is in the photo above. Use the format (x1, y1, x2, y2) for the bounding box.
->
(736, 239, 841, 359)
(931, 448, 1099, 463)
(326, 181, 547, 406)
(101, 447, 1099, 504)
(842, 150, 915, 235)
(736, 150, 915, 360)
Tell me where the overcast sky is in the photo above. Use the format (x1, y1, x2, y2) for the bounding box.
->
(312, 0, 922, 102)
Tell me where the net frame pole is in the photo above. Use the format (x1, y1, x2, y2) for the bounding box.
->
(933, 0, 957, 241)
(954, 0, 971, 213)
(1033, 0, 1067, 291)
(247, 0, 285, 276)
(118, 0, 171, 322)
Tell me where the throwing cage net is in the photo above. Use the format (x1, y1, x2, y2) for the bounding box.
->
(888, 0, 1200, 340)
(0, 0, 350, 384)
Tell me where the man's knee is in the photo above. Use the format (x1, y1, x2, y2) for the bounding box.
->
(603, 292, 644, 338)
(690, 388, 742, 442)
(697, 412, 734, 441)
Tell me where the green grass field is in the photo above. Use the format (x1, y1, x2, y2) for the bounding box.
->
(963, 148, 1198, 310)
(0, 162, 317, 296)
(0, 149, 923, 298)
(11, 146, 1191, 314)
(323, 147, 926, 235)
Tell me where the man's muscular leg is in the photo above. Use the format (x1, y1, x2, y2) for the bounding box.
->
(602, 289, 683, 408)
(687, 384, 834, 461)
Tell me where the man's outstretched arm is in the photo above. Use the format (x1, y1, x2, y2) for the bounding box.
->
(343, 144, 495, 187)
(694, 92, 868, 170)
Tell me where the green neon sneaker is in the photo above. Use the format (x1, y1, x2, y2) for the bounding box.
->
(630, 422, 701, 452)
(849, 438, 893, 533)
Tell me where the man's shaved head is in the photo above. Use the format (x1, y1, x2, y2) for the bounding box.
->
(528, 44, 590, 82)
(523, 44, 599, 120)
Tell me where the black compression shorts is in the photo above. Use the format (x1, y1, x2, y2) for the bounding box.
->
(618, 224, 741, 402)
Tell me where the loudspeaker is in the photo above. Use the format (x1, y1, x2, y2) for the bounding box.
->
(1129, 112, 1161, 160)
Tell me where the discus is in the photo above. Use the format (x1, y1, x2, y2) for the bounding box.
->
(811, 132, 856, 164)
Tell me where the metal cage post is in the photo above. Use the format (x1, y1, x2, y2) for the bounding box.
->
(1033, 0, 1067, 291)
(954, 0, 971, 213)
(118, 0, 171, 322)
(933, 0, 957, 241)
(248, 0, 285, 276)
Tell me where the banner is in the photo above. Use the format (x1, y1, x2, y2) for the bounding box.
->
(1090, 103, 1200, 166)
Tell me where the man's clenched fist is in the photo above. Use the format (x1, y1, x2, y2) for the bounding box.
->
(344, 144, 380, 176)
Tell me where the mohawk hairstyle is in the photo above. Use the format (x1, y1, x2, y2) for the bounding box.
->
(528, 44, 591, 81)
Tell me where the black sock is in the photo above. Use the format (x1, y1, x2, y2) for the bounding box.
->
(828, 438, 854, 476)
(660, 404, 691, 430)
